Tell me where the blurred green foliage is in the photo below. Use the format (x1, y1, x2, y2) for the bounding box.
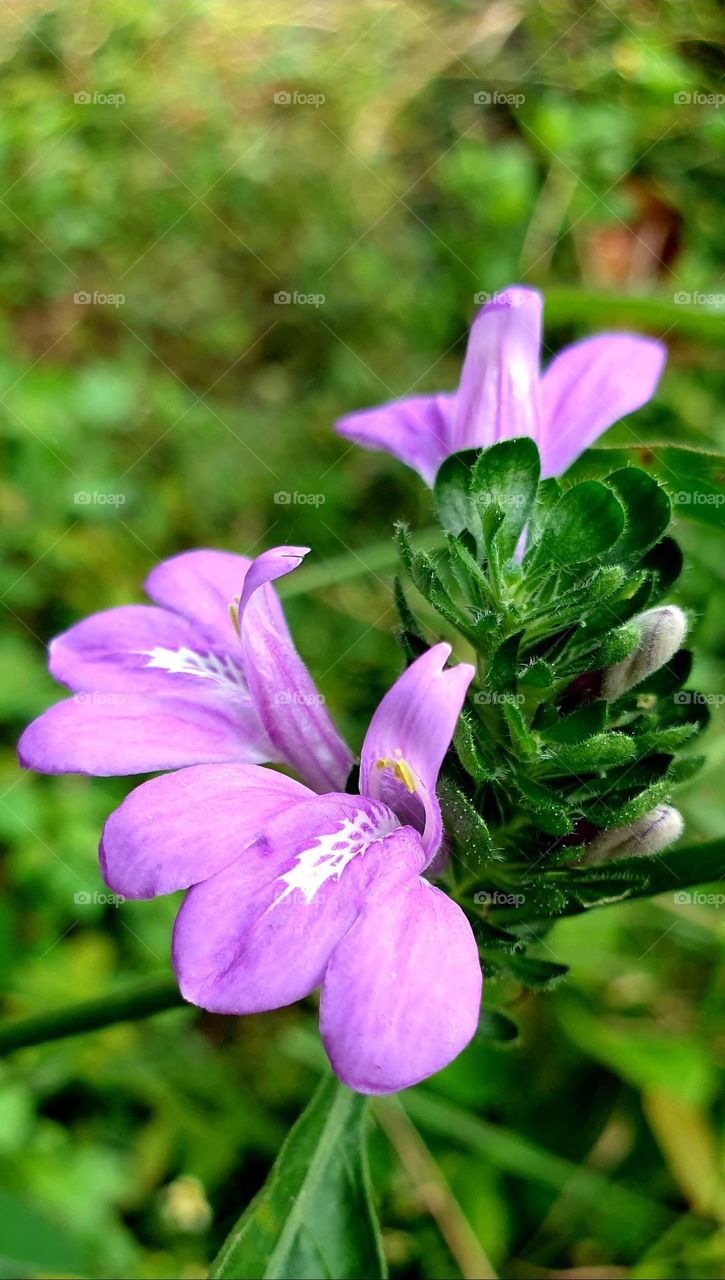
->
(0, 2, 723, 1276)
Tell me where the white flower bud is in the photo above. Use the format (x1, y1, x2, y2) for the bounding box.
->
(582, 805, 684, 864)
(602, 605, 687, 702)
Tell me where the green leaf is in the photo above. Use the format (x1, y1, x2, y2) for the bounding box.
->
(544, 732, 636, 776)
(516, 774, 573, 835)
(640, 535, 684, 595)
(601, 837, 725, 899)
(539, 700, 608, 744)
(477, 1009, 519, 1043)
(0, 1188, 88, 1275)
(404, 1090, 669, 1244)
(410, 552, 481, 645)
(453, 711, 499, 781)
(558, 1000, 717, 1105)
(502, 952, 569, 988)
(438, 776, 497, 864)
(604, 468, 671, 562)
(532, 481, 625, 567)
(210, 1075, 386, 1280)
(502, 698, 537, 759)
(569, 445, 725, 530)
(472, 436, 540, 558)
(519, 658, 554, 690)
(433, 449, 482, 546)
(487, 631, 522, 693)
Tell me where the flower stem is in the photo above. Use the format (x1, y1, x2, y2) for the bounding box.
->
(0, 975, 185, 1055)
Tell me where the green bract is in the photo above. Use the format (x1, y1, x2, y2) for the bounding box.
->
(402, 438, 707, 990)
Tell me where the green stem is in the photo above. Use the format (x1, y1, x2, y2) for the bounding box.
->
(0, 975, 185, 1055)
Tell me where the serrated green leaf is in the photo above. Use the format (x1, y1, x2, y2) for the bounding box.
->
(210, 1076, 386, 1280)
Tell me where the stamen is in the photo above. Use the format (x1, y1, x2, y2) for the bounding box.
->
(374, 754, 417, 793)
(228, 596, 241, 639)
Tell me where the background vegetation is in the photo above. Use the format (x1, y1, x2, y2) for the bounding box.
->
(0, 1, 723, 1276)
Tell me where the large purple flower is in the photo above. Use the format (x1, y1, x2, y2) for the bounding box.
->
(19, 546, 352, 795)
(336, 286, 666, 485)
(100, 644, 481, 1094)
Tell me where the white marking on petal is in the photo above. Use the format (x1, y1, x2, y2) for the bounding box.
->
(138, 646, 248, 694)
(274, 806, 399, 907)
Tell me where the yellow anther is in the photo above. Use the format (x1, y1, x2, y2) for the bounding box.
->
(228, 597, 241, 639)
(374, 755, 417, 793)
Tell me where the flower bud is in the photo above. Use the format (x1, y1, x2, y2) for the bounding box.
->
(582, 805, 684, 864)
(602, 606, 687, 702)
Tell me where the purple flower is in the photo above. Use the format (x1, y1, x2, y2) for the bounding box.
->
(100, 644, 481, 1094)
(18, 546, 352, 795)
(336, 286, 666, 485)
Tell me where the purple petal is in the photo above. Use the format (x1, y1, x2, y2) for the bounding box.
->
(538, 333, 666, 477)
(145, 549, 252, 637)
(47, 605, 238, 696)
(18, 692, 275, 776)
(336, 394, 456, 487)
(172, 793, 400, 1013)
(320, 827, 482, 1094)
(450, 287, 542, 453)
(100, 764, 312, 898)
(360, 644, 474, 858)
(238, 546, 354, 794)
